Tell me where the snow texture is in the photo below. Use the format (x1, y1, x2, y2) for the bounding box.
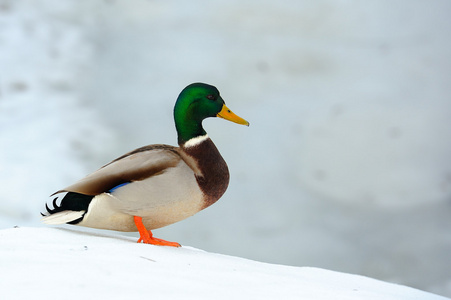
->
(0, 227, 449, 300)
(0, 0, 450, 298)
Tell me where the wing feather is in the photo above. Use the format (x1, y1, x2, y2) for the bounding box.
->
(53, 144, 181, 196)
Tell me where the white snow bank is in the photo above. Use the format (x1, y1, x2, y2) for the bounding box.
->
(0, 227, 448, 300)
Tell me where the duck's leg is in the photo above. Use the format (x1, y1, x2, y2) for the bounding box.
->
(133, 216, 181, 247)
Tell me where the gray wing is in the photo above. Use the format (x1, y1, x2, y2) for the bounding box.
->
(53, 144, 182, 196)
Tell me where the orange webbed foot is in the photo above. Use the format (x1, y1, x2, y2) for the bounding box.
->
(134, 216, 181, 247)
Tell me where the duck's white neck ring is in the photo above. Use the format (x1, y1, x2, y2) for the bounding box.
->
(183, 134, 209, 148)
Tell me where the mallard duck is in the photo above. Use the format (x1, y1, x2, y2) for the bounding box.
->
(42, 83, 249, 247)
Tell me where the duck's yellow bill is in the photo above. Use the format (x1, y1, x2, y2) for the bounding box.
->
(217, 105, 250, 126)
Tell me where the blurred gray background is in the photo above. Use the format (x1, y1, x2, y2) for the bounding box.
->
(0, 0, 450, 297)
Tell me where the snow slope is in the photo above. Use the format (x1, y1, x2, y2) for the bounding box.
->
(0, 227, 448, 300)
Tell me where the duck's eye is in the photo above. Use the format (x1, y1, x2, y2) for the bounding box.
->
(206, 95, 215, 100)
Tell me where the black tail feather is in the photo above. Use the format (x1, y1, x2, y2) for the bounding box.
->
(43, 192, 94, 224)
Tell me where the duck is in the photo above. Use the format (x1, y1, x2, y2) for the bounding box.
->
(41, 82, 249, 247)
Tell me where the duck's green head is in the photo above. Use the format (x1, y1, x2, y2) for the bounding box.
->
(174, 83, 249, 145)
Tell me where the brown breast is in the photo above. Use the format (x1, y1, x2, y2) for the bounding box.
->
(179, 138, 230, 209)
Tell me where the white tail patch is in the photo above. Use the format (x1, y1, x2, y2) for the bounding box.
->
(41, 210, 86, 225)
(184, 134, 209, 148)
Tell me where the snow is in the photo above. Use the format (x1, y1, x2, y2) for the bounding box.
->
(0, 226, 448, 300)
(1, 0, 451, 298)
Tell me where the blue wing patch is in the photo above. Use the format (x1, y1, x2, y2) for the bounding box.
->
(108, 182, 130, 193)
